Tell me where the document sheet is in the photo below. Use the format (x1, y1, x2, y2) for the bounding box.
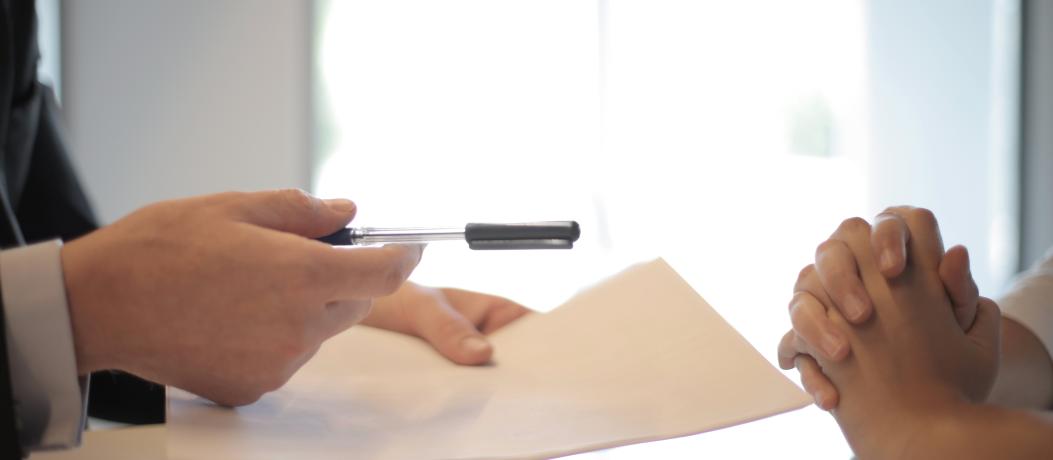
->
(167, 259, 810, 459)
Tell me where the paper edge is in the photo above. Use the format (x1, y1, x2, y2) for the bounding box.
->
(469, 257, 814, 460)
(458, 399, 813, 460)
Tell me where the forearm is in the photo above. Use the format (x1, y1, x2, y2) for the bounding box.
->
(988, 317, 1053, 409)
(902, 403, 1053, 460)
(994, 248, 1053, 409)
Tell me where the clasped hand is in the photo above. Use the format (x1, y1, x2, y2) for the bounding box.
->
(777, 207, 1000, 456)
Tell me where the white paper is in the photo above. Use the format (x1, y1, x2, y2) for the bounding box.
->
(168, 259, 810, 459)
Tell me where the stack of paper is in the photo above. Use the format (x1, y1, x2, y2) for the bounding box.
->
(168, 259, 809, 459)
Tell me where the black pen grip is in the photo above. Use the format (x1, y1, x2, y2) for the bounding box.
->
(465, 221, 580, 243)
(317, 227, 353, 246)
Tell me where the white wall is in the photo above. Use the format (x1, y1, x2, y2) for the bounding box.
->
(62, 0, 312, 224)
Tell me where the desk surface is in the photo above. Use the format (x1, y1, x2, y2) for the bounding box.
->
(23, 404, 850, 460)
(27, 259, 853, 459)
(28, 425, 165, 460)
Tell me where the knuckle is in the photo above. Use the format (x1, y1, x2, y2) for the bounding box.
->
(814, 241, 851, 278)
(795, 264, 816, 286)
(789, 305, 808, 331)
(814, 239, 840, 259)
(280, 188, 318, 211)
(778, 331, 803, 363)
(788, 293, 812, 324)
(789, 294, 826, 336)
(332, 299, 374, 328)
(435, 316, 467, 339)
(794, 265, 821, 296)
(347, 299, 375, 324)
(873, 220, 903, 245)
(980, 296, 1001, 315)
(381, 271, 407, 294)
(798, 363, 815, 387)
(379, 261, 413, 294)
(880, 205, 910, 217)
(909, 207, 939, 230)
(793, 334, 813, 356)
(837, 216, 871, 235)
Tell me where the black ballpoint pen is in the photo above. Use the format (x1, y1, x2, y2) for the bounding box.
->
(317, 221, 581, 250)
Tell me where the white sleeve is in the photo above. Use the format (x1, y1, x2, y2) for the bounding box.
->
(0, 240, 87, 451)
(1000, 247, 1053, 363)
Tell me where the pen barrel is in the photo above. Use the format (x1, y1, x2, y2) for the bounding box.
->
(353, 227, 464, 245)
(317, 222, 581, 248)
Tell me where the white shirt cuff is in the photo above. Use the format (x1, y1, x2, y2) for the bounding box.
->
(1, 240, 86, 450)
(1000, 247, 1053, 365)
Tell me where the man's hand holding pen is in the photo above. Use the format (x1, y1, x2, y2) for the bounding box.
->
(61, 189, 531, 406)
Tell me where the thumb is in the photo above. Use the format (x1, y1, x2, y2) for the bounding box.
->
(966, 296, 1001, 354)
(229, 189, 356, 237)
(413, 300, 494, 366)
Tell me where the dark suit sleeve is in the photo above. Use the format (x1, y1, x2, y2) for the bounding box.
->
(0, 277, 25, 459)
(2, 0, 95, 245)
(13, 86, 96, 244)
(0, 0, 29, 456)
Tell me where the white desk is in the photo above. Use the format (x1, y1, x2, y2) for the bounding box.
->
(25, 407, 850, 460)
(28, 425, 165, 460)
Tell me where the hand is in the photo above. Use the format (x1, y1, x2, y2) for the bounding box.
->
(362, 282, 530, 365)
(62, 189, 424, 406)
(797, 213, 1001, 457)
(777, 207, 980, 409)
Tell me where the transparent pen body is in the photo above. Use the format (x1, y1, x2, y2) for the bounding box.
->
(350, 227, 464, 245)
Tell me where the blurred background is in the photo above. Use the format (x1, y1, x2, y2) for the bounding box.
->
(46, 0, 1053, 457)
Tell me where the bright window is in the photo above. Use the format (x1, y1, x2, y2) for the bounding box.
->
(314, 1, 1017, 457)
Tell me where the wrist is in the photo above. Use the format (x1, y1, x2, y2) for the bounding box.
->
(893, 401, 968, 459)
(894, 398, 1001, 460)
(837, 388, 969, 459)
(61, 237, 119, 374)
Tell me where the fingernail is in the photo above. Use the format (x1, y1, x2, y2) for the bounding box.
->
(461, 336, 492, 355)
(843, 295, 867, 322)
(880, 249, 897, 272)
(821, 332, 845, 359)
(325, 199, 356, 213)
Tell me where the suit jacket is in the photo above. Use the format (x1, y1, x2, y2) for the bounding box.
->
(0, 1, 163, 456)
